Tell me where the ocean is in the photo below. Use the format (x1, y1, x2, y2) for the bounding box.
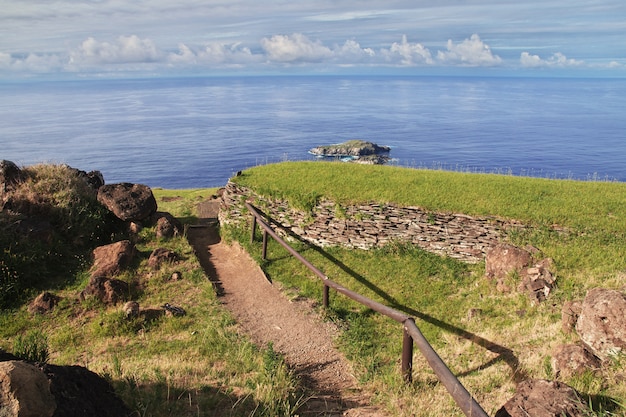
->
(1, 75, 625, 188)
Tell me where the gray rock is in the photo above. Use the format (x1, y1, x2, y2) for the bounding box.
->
(0, 361, 56, 417)
(576, 287, 626, 360)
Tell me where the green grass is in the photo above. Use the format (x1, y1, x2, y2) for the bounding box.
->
(226, 161, 626, 417)
(0, 177, 302, 417)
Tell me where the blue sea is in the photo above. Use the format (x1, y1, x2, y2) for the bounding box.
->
(1, 76, 625, 188)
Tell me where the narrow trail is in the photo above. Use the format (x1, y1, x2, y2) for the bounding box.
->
(187, 200, 386, 416)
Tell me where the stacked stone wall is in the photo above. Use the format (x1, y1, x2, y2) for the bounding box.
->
(220, 181, 525, 263)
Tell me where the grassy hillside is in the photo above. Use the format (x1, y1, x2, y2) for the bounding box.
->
(0, 167, 300, 417)
(227, 161, 626, 416)
(2, 162, 624, 416)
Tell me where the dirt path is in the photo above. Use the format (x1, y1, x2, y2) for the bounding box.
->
(187, 201, 386, 416)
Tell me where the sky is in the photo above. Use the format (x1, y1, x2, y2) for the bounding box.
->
(1, 0, 625, 79)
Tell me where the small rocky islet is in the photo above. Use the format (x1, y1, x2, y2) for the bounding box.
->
(308, 139, 391, 164)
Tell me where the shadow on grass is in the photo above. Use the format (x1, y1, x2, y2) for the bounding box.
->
(113, 379, 262, 417)
(261, 216, 528, 384)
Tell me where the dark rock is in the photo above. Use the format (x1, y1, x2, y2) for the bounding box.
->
(80, 276, 129, 305)
(163, 303, 186, 317)
(41, 363, 131, 417)
(495, 379, 590, 417)
(28, 292, 61, 315)
(152, 211, 183, 239)
(551, 343, 601, 379)
(576, 287, 626, 360)
(0, 349, 19, 362)
(90, 240, 135, 278)
(148, 248, 178, 270)
(0, 160, 24, 192)
(97, 183, 157, 222)
(0, 360, 56, 417)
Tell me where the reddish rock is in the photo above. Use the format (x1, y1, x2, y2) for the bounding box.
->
(152, 212, 183, 239)
(551, 343, 601, 379)
(495, 379, 590, 417)
(80, 276, 129, 305)
(561, 300, 582, 334)
(28, 292, 61, 315)
(0, 360, 56, 417)
(90, 240, 135, 278)
(485, 243, 533, 280)
(97, 183, 157, 222)
(576, 287, 626, 360)
(148, 248, 178, 270)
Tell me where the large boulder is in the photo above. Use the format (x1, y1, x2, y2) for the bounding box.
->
(28, 292, 61, 315)
(90, 240, 136, 278)
(0, 360, 56, 417)
(495, 379, 590, 417)
(575, 287, 626, 360)
(0, 160, 23, 191)
(485, 243, 533, 280)
(152, 212, 183, 239)
(0, 160, 24, 210)
(97, 183, 157, 222)
(80, 276, 129, 305)
(41, 363, 131, 417)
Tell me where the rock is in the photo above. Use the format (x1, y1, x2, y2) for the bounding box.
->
(76, 169, 104, 191)
(308, 140, 391, 163)
(152, 211, 183, 239)
(0, 360, 56, 417)
(495, 379, 590, 417)
(80, 276, 129, 305)
(97, 183, 157, 222)
(123, 301, 139, 319)
(170, 271, 183, 281)
(90, 240, 135, 278)
(551, 343, 601, 379)
(163, 303, 186, 317)
(0, 160, 24, 192)
(148, 248, 179, 270)
(28, 292, 61, 315)
(561, 300, 582, 334)
(518, 259, 555, 303)
(41, 363, 131, 417)
(485, 243, 533, 280)
(575, 287, 626, 360)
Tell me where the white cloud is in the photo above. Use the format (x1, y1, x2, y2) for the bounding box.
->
(333, 40, 375, 63)
(437, 34, 502, 66)
(0, 52, 64, 72)
(260, 33, 332, 63)
(520, 51, 584, 68)
(167, 42, 260, 67)
(381, 35, 433, 66)
(70, 35, 161, 65)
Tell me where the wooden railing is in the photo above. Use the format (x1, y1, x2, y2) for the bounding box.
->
(245, 202, 489, 417)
